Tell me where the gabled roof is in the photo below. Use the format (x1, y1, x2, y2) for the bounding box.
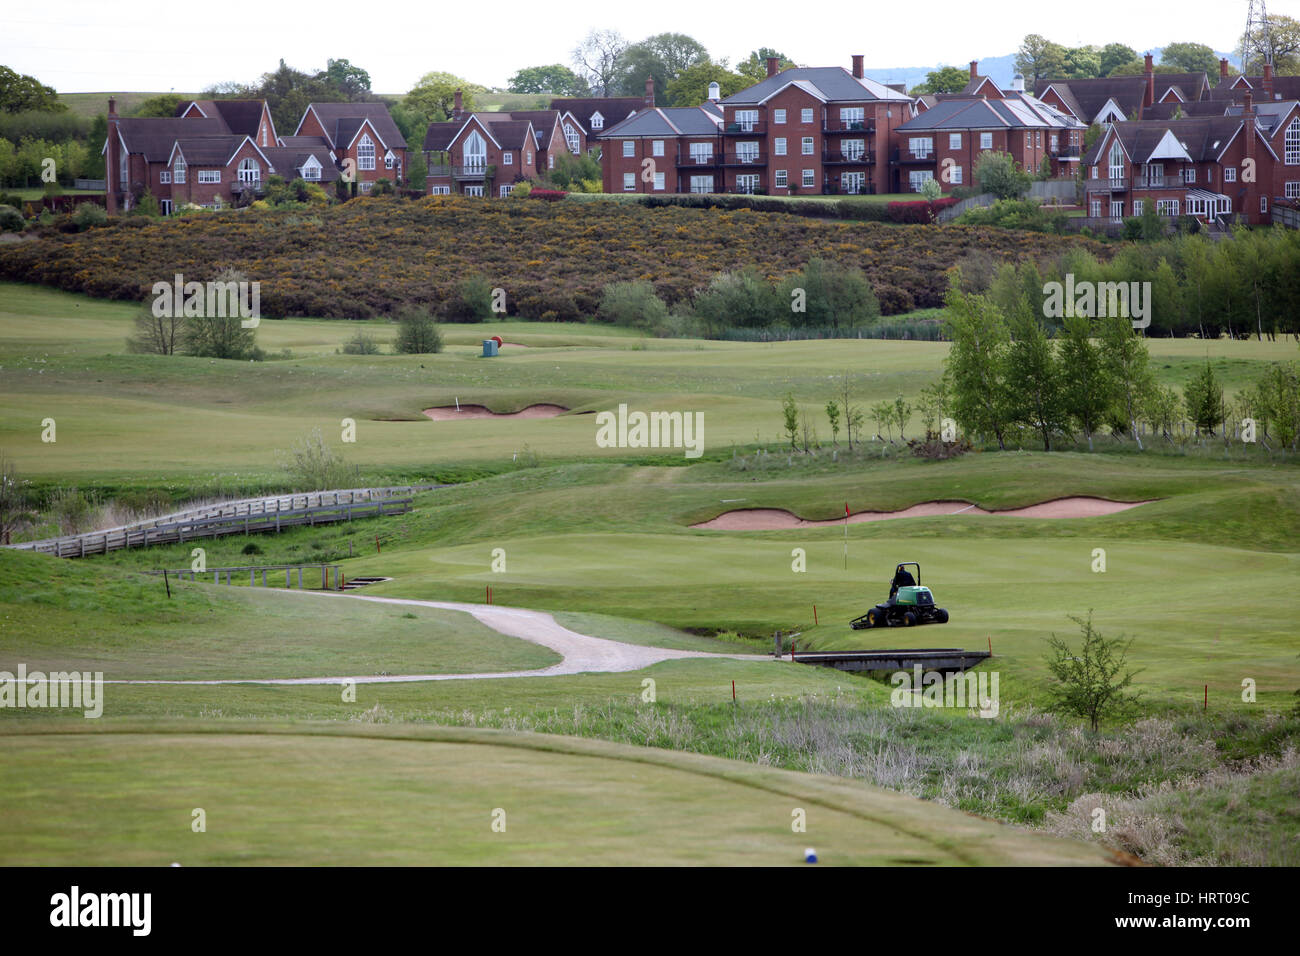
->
(422, 121, 460, 152)
(1211, 75, 1300, 102)
(721, 66, 911, 105)
(548, 97, 642, 134)
(896, 93, 1082, 132)
(961, 76, 1002, 98)
(176, 99, 269, 138)
(168, 134, 269, 168)
(112, 117, 227, 161)
(597, 106, 724, 138)
(1082, 116, 1269, 166)
(261, 145, 340, 183)
(1034, 76, 1149, 122)
(505, 110, 562, 148)
(296, 102, 407, 151)
(478, 116, 535, 150)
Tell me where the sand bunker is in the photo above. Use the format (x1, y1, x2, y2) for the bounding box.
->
(422, 403, 566, 420)
(692, 497, 1151, 530)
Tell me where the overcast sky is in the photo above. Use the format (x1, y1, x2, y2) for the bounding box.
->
(1, 0, 1269, 93)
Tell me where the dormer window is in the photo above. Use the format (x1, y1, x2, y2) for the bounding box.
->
(591, 112, 604, 130)
(302, 156, 321, 181)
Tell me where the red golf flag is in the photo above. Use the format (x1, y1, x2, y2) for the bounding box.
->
(845, 503, 850, 517)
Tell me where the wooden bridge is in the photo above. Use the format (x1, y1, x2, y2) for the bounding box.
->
(6, 485, 439, 558)
(791, 647, 991, 674)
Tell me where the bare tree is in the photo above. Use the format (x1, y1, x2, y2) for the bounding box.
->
(0, 452, 34, 544)
(572, 29, 629, 97)
(126, 303, 184, 355)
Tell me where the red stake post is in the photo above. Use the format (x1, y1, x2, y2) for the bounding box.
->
(813, 604, 818, 626)
(732, 680, 736, 703)
(1204, 684, 1208, 711)
(375, 535, 381, 554)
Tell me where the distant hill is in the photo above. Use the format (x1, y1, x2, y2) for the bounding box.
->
(867, 48, 1239, 94)
(58, 92, 202, 120)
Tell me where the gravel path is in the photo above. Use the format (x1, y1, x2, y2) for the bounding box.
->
(105, 591, 767, 686)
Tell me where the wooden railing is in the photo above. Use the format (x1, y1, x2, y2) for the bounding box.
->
(147, 563, 346, 590)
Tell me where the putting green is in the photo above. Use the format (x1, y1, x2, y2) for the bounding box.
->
(0, 722, 1118, 866)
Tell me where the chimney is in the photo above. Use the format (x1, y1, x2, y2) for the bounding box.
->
(1220, 58, 1230, 82)
(852, 55, 864, 80)
(970, 61, 979, 80)
(766, 56, 780, 77)
(707, 81, 720, 102)
(644, 75, 655, 106)
(452, 89, 462, 119)
(1143, 54, 1154, 109)
(1263, 63, 1274, 99)
(1011, 73, 1025, 93)
(105, 97, 118, 217)
(1244, 92, 1256, 166)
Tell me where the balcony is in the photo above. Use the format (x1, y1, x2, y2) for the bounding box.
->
(720, 152, 767, 166)
(231, 178, 265, 195)
(428, 165, 451, 178)
(823, 119, 875, 134)
(1133, 176, 1181, 190)
(891, 149, 936, 164)
(1085, 177, 1129, 192)
(823, 150, 875, 165)
(452, 165, 487, 180)
(722, 121, 766, 135)
(676, 152, 718, 168)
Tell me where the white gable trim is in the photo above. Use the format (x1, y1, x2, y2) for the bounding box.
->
(345, 118, 389, 152)
(1094, 98, 1128, 124)
(451, 115, 501, 150)
(756, 79, 828, 106)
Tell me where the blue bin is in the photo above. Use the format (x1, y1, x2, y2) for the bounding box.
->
(482, 339, 499, 357)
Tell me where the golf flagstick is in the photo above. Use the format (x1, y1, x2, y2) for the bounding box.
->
(843, 502, 849, 569)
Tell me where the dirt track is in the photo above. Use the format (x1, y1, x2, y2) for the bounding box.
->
(104, 592, 763, 686)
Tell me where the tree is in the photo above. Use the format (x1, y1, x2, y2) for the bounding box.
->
(736, 49, 797, 84)
(1015, 34, 1068, 83)
(916, 377, 949, 438)
(182, 313, 260, 360)
(278, 429, 356, 491)
(825, 399, 841, 446)
(1098, 313, 1155, 448)
(665, 61, 748, 106)
(1006, 297, 1067, 450)
(781, 392, 799, 449)
(836, 372, 864, 449)
(439, 277, 494, 323)
(597, 280, 669, 331)
(776, 258, 880, 331)
(910, 66, 970, 95)
(943, 278, 1013, 449)
(133, 94, 187, 118)
(1183, 360, 1225, 436)
(1100, 43, 1138, 77)
(1058, 313, 1111, 450)
(1255, 362, 1300, 450)
(1044, 612, 1141, 732)
(0, 66, 65, 113)
(126, 303, 183, 355)
(394, 305, 444, 353)
(892, 394, 912, 443)
(571, 29, 629, 97)
(0, 452, 34, 544)
(690, 267, 778, 334)
(324, 59, 372, 98)
(1159, 42, 1219, 75)
(1239, 14, 1300, 74)
(1063, 45, 1103, 79)
(406, 72, 482, 124)
(974, 151, 1031, 199)
(613, 33, 710, 102)
(508, 64, 587, 96)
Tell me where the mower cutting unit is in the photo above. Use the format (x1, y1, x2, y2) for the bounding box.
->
(850, 562, 950, 629)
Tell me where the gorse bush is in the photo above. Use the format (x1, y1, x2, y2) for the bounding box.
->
(438, 275, 494, 323)
(597, 280, 669, 331)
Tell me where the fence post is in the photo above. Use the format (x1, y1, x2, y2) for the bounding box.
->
(286, 568, 291, 588)
(298, 567, 303, 589)
(261, 569, 267, 587)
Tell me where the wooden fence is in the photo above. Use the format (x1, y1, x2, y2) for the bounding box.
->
(7, 485, 435, 558)
(147, 563, 345, 590)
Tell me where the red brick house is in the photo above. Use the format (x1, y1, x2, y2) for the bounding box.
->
(291, 103, 408, 193)
(549, 95, 645, 154)
(596, 56, 913, 196)
(893, 64, 1086, 191)
(598, 103, 724, 193)
(423, 113, 540, 196)
(1036, 55, 1210, 125)
(1080, 95, 1290, 226)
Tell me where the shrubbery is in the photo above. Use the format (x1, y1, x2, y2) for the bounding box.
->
(393, 305, 444, 353)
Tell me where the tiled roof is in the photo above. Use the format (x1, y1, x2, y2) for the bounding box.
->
(262, 146, 339, 183)
(548, 97, 642, 134)
(422, 121, 460, 151)
(597, 106, 722, 138)
(479, 117, 535, 149)
(1082, 117, 1247, 165)
(304, 102, 407, 150)
(896, 93, 1081, 131)
(721, 66, 912, 105)
(115, 117, 227, 161)
(171, 135, 251, 167)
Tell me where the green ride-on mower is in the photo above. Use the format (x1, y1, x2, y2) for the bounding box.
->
(850, 562, 950, 629)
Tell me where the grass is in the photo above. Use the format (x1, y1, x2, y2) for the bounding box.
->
(0, 721, 1117, 866)
(0, 549, 559, 679)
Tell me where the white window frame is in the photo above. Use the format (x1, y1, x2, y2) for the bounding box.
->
(774, 169, 788, 187)
(1224, 165, 1236, 183)
(908, 170, 934, 192)
(590, 112, 604, 130)
(503, 152, 513, 165)
(689, 174, 713, 193)
(197, 169, 220, 184)
(801, 137, 814, 155)
(359, 181, 372, 194)
(564, 124, 580, 154)
(653, 172, 665, 191)
(735, 109, 759, 132)
(1156, 199, 1179, 216)
(842, 139, 865, 161)
(237, 158, 260, 183)
(980, 132, 993, 150)
(1286, 182, 1300, 199)
(735, 173, 760, 193)
(160, 199, 172, 215)
(1286, 118, 1300, 165)
(385, 154, 394, 169)
(1261, 195, 1269, 213)
(1183, 166, 1196, 184)
(548, 154, 554, 169)
(737, 141, 760, 164)
(160, 171, 171, 184)
(840, 107, 865, 128)
(909, 137, 933, 159)
(949, 133, 961, 150)
(430, 184, 451, 195)
(623, 172, 635, 192)
(773, 109, 786, 125)
(802, 168, 815, 188)
(1133, 199, 1144, 216)
(841, 171, 866, 194)
(689, 142, 712, 164)
(173, 158, 186, 184)
(622, 140, 634, 158)
(652, 140, 664, 157)
(800, 108, 813, 124)
(774, 137, 787, 156)
(500, 184, 514, 196)
(358, 133, 376, 171)
(950, 165, 963, 184)
(463, 184, 484, 197)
